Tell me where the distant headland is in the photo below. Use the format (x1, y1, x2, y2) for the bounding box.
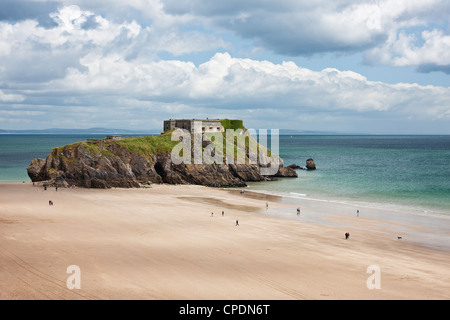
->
(0, 128, 154, 135)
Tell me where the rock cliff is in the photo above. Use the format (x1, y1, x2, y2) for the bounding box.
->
(27, 133, 297, 188)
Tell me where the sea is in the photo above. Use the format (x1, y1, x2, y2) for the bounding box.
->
(247, 135, 450, 250)
(249, 135, 450, 217)
(1, 134, 450, 219)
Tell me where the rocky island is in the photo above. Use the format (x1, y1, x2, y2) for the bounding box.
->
(27, 119, 298, 188)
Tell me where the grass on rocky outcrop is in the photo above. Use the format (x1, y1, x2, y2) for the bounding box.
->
(48, 127, 278, 167)
(115, 132, 178, 160)
(220, 119, 244, 131)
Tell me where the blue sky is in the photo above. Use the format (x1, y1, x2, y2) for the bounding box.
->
(0, 0, 450, 134)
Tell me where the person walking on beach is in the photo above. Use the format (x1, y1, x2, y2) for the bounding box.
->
(345, 232, 350, 240)
(297, 207, 301, 215)
(235, 220, 239, 226)
(222, 211, 224, 217)
(357, 209, 359, 217)
(211, 212, 214, 217)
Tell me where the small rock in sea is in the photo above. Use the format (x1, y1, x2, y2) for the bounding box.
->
(306, 158, 316, 170)
(287, 164, 303, 170)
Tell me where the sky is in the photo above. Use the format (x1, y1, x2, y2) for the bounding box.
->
(0, 0, 450, 134)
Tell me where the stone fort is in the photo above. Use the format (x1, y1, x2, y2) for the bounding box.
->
(163, 119, 225, 134)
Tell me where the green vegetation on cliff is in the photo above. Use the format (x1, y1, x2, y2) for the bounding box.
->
(48, 126, 276, 167)
(221, 119, 244, 130)
(52, 141, 114, 159)
(116, 133, 178, 160)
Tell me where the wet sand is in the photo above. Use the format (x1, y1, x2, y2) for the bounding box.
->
(0, 183, 449, 300)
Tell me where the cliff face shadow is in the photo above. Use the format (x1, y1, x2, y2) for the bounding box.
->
(154, 162, 166, 180)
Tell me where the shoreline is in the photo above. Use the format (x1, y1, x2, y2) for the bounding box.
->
(231, 187, 450, 252)
(5, 179, 450, 216)
(244, 183, 450, 221)
(1, 182, 449, 299)
(246, 180, 450, 218)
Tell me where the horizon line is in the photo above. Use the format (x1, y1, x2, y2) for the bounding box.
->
(1, 128, 449, 136)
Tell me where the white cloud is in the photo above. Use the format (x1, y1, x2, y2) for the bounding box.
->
(41, 52, 450, 122)
(367, 29, 450, 73)
(0, 90, 26, 102)
(4, 1, 450, 71)
(159, 0, 450, 72)
(0, 4, 228, 85)
(49, 5, 93, 32)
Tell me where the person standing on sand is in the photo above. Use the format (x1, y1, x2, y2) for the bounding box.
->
(222, 211, 224, 217)
(357, 209, 359, 217)
(235, 220, 239, 226)
(211, 212, 214, 217)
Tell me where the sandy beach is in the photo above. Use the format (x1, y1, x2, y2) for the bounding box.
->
(0, 182, 449, 300)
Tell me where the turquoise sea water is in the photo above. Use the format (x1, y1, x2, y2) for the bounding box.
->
(0, 134, 107, 182)
(248, 135, 450, 217)
(1, 134, 450, 217)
